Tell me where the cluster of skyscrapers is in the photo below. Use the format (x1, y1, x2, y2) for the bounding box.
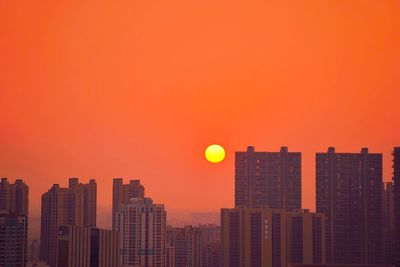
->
(0, 146, 399, 267)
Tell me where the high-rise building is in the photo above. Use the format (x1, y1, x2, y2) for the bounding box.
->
(112, 178, 145, 230)
(0, 213, 28, 267)
(116, 197, 166, 267)
(221, 208, 287, 267)
(40, 178, 97, 267)
(167, 224, 221, 267)
(393, 147, 400, 267)
(221, 207, 325, 267)
(57, 225, 120, 267)
(0, 178, 29, 266)
(316, 147, 383, 264)
(286, 209, 326, 265)
(235, 146, 301, 211)
(0, 178, 29, 215)
(383, 181, 395, 265)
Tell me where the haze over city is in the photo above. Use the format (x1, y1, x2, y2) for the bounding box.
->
(1, 1, 399, 218)
(1, 2, 400, 267)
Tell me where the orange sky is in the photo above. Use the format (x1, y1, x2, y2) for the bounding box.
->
(1, 1, 399, 216)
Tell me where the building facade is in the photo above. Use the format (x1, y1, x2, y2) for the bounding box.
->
(286, 209, 326, 265)
(116, 197, 166, 267)
(0, 213, 28, 267)
(40, 178, 97, 267)
(112, 178, 145, 230)
(235, 146, 301, 210)
(0, 178, 29, 216)
(0, 178, 29, 266)
(383, 181, 395, 265)
(221, 208, 286, 267)
(316, 147, 383, 264)
(57, 225, 120, 267)
(167, 224, 221, 267)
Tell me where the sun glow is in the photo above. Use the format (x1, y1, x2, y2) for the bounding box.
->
(205, 144, 226, 163)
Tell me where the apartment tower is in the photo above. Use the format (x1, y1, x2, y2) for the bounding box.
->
(221, 208, 287, 267)
(112, 178, 145, 230)
(235, 146, 301, 210)
(116, 197, 166, 267)
(0, 178, 29, 266)
(57, 225, 120, 267)
(40, 178, 97, 267)
(316, 147, 383, 264)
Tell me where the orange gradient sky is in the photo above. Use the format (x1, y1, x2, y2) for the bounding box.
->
(1, 1, 399, 215)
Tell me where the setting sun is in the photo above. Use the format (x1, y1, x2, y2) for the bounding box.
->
(205, 144, 225, 163)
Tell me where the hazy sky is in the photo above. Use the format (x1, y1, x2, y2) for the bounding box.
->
(1, 0, 399, 215)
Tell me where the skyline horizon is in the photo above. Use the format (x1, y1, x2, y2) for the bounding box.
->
(5, 145, 399, 217)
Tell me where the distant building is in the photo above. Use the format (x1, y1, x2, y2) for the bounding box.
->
(235, 146, 301, 211)
(316, 147, 383, 264)
(116, 197, 166, 267)
(286, 209, 326, 265)
(40, 178, 97, 267)
(112, 178, 145, 230)
(167, 224, 221, 267)
(0, 213, 28, 267)
(221, 207, 287, 267)
(0, 178, 29, 266)
(57, 225, 120, 267)
(393, 147, 400, 267)
(0, 178, 29, 216)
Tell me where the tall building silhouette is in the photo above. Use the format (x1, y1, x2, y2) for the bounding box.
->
(0, 213, 28, 267)
(116, 197, 166, 267)
(112, 178, 145, 230)
(0, 178, 29, 266)
(316, 147, 383, 264)
(57, 225, 120, 267)
(393, 147, 400, 267)
(383, 181, 395, 265)
(40, 178, 97, 267)
(235, 146, 301, 210)
(0, 178, 29, 215)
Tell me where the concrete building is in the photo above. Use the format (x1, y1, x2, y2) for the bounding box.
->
(0, 213, 28, 267)
(221, 207, 325, 267)
(167, 224, 220, 267)
(57, 225, 120, 267)
(112, 178, 145, 230)
(235, 146, 301, 211)
(0, 178, 29, 216)
(116, 197, 166, 267)
(0, 178, 29, 266)
(40, 178, 97, 267)
(286, 209, 326, 265)
(316, 147, 383, 264)
(221, 208, 287, 267)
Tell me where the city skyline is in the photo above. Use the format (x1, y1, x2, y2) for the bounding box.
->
(2, 147, 397, 218)
(1, 1, 400, 214)
(1, 146, 399, 266)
